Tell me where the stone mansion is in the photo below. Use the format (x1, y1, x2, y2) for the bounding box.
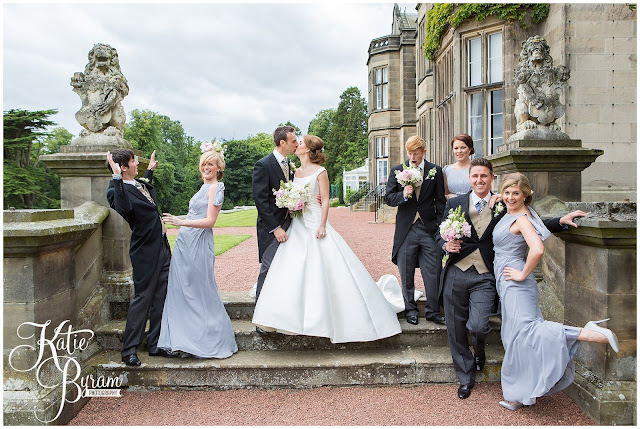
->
(366, 3, 636, 203)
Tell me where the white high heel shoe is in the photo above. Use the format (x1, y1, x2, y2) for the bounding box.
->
(499, 400, 524, 411)
(584, 318, 619, 353)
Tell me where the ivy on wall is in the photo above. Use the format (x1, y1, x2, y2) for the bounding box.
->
(423, 3, 550, 60)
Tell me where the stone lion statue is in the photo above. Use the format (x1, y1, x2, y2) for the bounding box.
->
(512, 36, 570, 137)
(71, 43, 129, 137)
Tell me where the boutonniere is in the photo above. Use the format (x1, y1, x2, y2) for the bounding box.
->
(289, 160, 297, 173)
(426, 167, 437, 180)
(139, 177, 150, 184)
(494, 202, 505, 217)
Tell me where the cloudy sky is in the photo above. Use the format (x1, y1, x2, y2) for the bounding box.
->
(3, 2, 417, 143)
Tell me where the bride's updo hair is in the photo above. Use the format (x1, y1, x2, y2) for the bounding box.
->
(500, 173, 533, 205)
(304, 135, 326, 165)
(200, 150, 225, 181)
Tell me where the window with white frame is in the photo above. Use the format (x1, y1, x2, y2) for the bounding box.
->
(374, 67, 389, 110)
(375, 136, 389, 158)
(375, 136, 389, 184)
(465, 30, 503, 158)
(377, 158, 389, 185)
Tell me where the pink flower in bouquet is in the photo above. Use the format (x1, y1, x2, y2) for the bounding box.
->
(442, 228, 457, 242)
(463, 223, 472, 237)
(293, 201, 305, 211)
(275, 189, 285, 198)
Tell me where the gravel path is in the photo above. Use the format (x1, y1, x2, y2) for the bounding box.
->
(70, 384, 593, 426)
(73, 208, 593, 425)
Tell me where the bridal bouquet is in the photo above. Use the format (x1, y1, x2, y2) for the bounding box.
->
(439, 206, 472, 264)
(394, 164, 423, 198)
(273, 180, 311, 217)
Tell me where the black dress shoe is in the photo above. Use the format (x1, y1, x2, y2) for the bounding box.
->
(149, 348, 180, 358)
(256, 326, 267, 334)
(122, 353, 141, 366)
(457, 383, 473, 399)
(475, 352, 486, 372)
(406, 314, 419, 325)
(427, 314, 446, 325)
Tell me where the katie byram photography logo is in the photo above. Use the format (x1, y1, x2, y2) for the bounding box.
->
(8, 320, 122, 423)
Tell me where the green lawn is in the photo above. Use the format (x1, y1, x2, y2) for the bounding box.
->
(168, 234, 252, 255)
(165, 209, 257, 229)
(214, 208, 257, 228)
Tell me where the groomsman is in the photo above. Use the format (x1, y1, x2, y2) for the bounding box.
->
(252, 126, 298, 310)
(436, 157, 586, 400)
(385, 135, 446, 326)
(106, 149, 179, 366)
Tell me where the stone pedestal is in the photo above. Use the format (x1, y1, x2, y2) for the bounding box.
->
(486, 139, 603, 202)
(538, 201, 636, 425)
(40, 137, 147, 210)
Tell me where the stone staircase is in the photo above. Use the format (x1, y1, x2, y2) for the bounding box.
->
(87, 291, 504, 390)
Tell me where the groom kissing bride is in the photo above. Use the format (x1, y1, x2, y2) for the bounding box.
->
(251, 126, 403, 342)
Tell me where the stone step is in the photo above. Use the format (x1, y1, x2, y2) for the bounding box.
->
(89, 345, 503, 390)
(96, 318, 503, 352)
(219, 290, 431, 320)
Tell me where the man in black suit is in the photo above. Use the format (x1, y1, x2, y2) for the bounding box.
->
(106, 149, 179, 366)
(385, 135, 446, 326)
(436, 157, 586, 400)
(252, 126, 298, 308)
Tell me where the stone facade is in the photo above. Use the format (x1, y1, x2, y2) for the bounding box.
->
(369, 3, 636, 202)
(367, 4, 418, 186)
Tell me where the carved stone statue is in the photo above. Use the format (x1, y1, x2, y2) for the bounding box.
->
(509, 36, 570, 141)
(71, 43, 129, 138)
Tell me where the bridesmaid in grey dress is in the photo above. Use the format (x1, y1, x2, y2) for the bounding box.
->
(443, 134, 473, 199)
(158, 148, 238, 358)
(493, 173, 618, 411)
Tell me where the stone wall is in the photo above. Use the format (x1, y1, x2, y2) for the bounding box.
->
(546, 4, 637, 201)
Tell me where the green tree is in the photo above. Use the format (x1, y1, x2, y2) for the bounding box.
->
(222, 138, 271, 209)
(307, 108, 335, 142)
(3, 108, 60, 209)
(278, 121, 301, 136)
(325, 87, 368, 184)
(39, 127, 73, 155)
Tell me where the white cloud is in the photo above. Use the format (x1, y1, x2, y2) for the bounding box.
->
(3, 2, 407, 143)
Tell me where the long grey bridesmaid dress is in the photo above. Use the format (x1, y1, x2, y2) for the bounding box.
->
(493, 208, 581, 406)
(158, 182, 238, 358)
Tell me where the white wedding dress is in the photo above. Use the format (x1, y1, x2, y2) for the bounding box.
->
(252, 167, 403, 343)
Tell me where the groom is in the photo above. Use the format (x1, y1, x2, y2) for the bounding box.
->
(385, 135, 446, 326)
(252, 126, 298, 311)
(437, 157, 587, 400)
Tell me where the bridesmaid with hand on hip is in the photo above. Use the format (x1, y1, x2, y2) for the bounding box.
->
(492, 172, 618, 411)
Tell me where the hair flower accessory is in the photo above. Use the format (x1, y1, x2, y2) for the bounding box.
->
(200, 139, 224, 155)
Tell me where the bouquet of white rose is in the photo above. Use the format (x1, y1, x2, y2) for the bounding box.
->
(439, 206, 472, 265)
(394, 164, 423, 199)
(273, 180, 311, 217)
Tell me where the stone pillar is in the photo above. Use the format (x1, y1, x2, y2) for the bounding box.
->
(558, 202, 636, 425)
(486, 139, 603, 202)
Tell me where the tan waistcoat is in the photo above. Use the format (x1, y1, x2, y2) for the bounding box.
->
(454, 194, 491, 274)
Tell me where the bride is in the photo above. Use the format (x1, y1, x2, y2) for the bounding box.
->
(252, 135, 403, 343)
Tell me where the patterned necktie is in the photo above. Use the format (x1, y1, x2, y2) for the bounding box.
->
(476, 199, 487, 214)
(281, 158, 289, 182)
(134, 181, 167, 235)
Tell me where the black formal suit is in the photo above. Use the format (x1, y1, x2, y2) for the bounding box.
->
(435, 191, 565, 386)
(107, 169, 171, 357)
(252, 152, 295, 298)
(384, 160, 446, 318)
